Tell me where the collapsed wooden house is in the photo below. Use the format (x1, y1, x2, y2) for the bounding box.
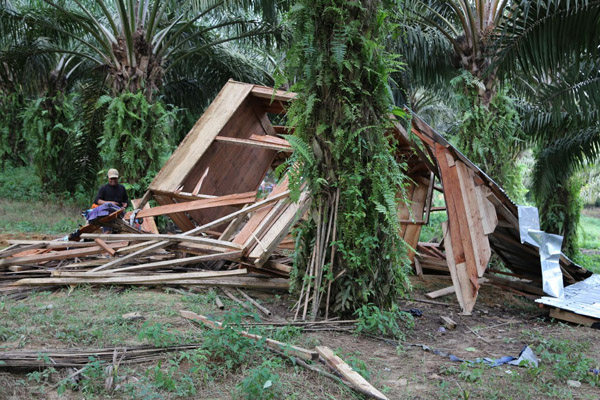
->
(1, 80, 596, 324)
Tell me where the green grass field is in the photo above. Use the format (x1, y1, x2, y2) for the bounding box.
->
(579, 212, 600, 250)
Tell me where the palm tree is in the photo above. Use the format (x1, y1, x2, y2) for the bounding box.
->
(31, 0, 282, 100)
(1, 0, 287, 192)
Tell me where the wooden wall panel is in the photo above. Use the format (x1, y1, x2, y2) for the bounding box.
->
(150, 81, 254, 192)
(178, 97, 278, 226)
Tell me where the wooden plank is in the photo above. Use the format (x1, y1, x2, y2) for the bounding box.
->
(426, 278, 489, 299)
(436, 145, 479, 293)
(483, 274, 545, 296)
(191, 167, 209, 196)
(0, 243, 46, 259)
(0, 244, 20, 255)
(474, 185, 498, 235)
(191, 190, 290, 235)
(153, 195, 196, 232)
(7, 240, 115, 249)
(486, 192, 519, 227)
(455, 162, 491, 276)
(250, 85, 296, 102)
(12, 269, 248, 286)
(180, 310, 317, 361)
(251, 192, 311, 267)
(249, 134, 290, 147)
(136, 191, 257, 219)
(442, 222, 476, 314)
(264, 261, 292, 274)
(234, 177, 289, 246)
(150, 81, 254, 192)
(94, 239, 116, 257)
(218, 205, 249, 241)
(414, 257, 423, 277)
(90, 240, 171, 272)
(549, 308, 600, 327)
(80, 233, 242, 250)
(251, 101, 278, 136)
(214, 136, 292, 152)
(315, 346, 388, 400)
(436, 146, 466, 266)
(109, 250, 243, 273)
(0, 242, 129, 268)
(404, 181, 429, 262)
(151, 189, 217, 201)
(242, 199, 288, 252)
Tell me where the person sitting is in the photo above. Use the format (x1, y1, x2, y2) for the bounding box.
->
(95, 168, 129, 209)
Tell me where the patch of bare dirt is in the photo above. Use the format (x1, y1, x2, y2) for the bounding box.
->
(0, 233, 57, 249)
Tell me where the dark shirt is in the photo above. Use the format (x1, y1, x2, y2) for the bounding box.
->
(95, 183, 129, 207)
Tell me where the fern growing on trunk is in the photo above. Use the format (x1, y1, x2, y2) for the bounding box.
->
(22, 92, 82, 194)
(283, 0, 411, 318)
(96, 91, 176, 197)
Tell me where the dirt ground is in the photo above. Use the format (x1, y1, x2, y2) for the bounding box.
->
(0, 233, 58, 248)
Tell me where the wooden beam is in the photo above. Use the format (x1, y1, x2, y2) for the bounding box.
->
(252, 192, 311, 267)
(250, 85, 296, 102)
(94, 239, 116, 257)
(189, 190, 290, 234)
(180, 310, 317, 361)
(249, 134, 290, 147)
(12, 269, 248, 286)
(109, 250, 243, 273)
(426, 278, 489, 299)
(549, 308, 600, 327)
(151, 190, 217, 201)
(80, 233, 242, 250)
(0, 242, 129, 268)
(315, 346, 388, 400)
(137, 191, 257, 219)
(153, 195, 196, 232)
(214, 136, 292, 152)
(0, 243, 46, 259)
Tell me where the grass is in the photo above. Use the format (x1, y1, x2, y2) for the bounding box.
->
(0, 198, 83, 235)
(0, 165, 90, 235)
(0, 286, 352, 399)
(578, 212, 600, 250)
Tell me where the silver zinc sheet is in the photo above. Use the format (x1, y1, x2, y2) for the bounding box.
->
(535, 274, 600, 319)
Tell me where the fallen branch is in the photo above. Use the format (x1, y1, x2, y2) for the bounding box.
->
(180, 310, 317, 362)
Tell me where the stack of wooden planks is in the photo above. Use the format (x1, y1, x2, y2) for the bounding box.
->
(0, 185, 309, 298)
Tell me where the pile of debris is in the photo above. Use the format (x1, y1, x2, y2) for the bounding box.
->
(1, 80, 598, 327)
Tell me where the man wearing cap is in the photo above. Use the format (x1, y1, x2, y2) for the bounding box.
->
(95, 168, 129, 209)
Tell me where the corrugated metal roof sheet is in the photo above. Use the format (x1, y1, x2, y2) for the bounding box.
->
(535, 274, 600, 319)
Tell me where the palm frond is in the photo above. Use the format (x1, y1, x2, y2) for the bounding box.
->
(493, 0, 600, 79)
(532, 124, 600, 199)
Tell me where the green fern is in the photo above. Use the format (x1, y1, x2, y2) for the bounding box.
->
(98, 91, 177, 197)
(283, 0, 412, 315)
